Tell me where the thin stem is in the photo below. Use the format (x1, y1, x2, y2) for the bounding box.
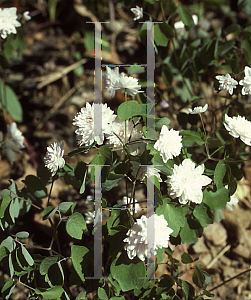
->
(199, 113, 210, 158)
(125, 90, 128, 144)
(209, 268, 251, 292)
(17, 279, 35, 292)
(10, 191, 42, 211)
(160, 0, 167, 22)
(47, 180, 54, 205)
(130, 180, 137, 219)
(15, 239, 64, 258)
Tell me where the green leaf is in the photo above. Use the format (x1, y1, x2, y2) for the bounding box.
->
(40, 256, 59, 275)
(214, 160, 226, 189)
(98, 287, 108, 300)
(0, 236, 15, 252)
(84, 31, 94, 49)
(117, 101, 152, 120)
(181, 253, 194, 264)
(193, 203, 214, 227)
(15, 231, 29, 239)
(0, 83, 23, 122)
(1, 280, 16, 300)
(192, 266, 211, 289)
(35, 286, 64, 299)
(110, 252, 146, 292)
(99, 146, 113, 163)
(24, 175, 47, 198)
(117, 101, 140, 120)
(58, 202, 75, 214)
(21, 244, 34, 266)
(162, 64, 173, 87)
(180, 217, 202, 244)
(156, 198, 185, 237)
(155, 23, 174, 47)
(71, 245, 90, 282)
(76, 291, 88, 300)
(181, 130, 204, 146)
(42, 206, 58, 220)
(242, 39, 251, 65)
(217, 40, 235, 57)
(203, 188, 229, 210)
(102, 173, 124, 191)
(66, 212, 87, 240)
(48, 262, 64, 286)
(177, 6, 195, 28)
(37, 164, 52, 186)
(238, 0, 251, 15)
(74, 161, 88, 194)
(0, 195, 12, 218)
(156, 274, 175, 295)
(182, 281, 195, 300)
(0, 246, 9, 262)
(8, 254, 14, 278)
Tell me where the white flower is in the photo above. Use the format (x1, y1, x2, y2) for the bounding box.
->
(189, 104, 208, 114)
(224, 114, 251, 145)
(44, 142, 65, 176)
(106, 117, 143, 155)
(215, 73, 238, 95)
(159, 100, 169, 109)
(131, 6, 143, 21)
(104, 66, 119, 98)
(124, 214, 173, 261)
(7, 122, 25, 149)
(131, 161, 162, 182)
(226, 193, 239, 211)
(85, 211, 94, 224)
(239, 66, 251, 95)
(166, 159, 212, 204)
(224, 186, 238, 211)
(85, 208, 101, 226)
(73, 102, 116, 146)
(0, 7, 21, 39)
(154, 125, 182, 163)
(174, 14, 198, 30)
(23, 11, 31, 21)
(117, 196, 142, 214)
(113, 74, 142, 97)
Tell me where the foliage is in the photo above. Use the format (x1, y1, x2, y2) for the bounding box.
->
(0, 0, 250, 299)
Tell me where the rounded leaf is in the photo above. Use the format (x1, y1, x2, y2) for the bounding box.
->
(66, 212, 87, 240)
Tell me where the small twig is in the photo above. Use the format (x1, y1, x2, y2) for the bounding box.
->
(209, 268, 251, 292)
(10, 191, 42, 211)
(206, 244, 231, 269)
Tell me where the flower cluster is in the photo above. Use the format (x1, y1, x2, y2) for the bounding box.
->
(72, 102, 116, 146)
(154, 125, 182, 163)
(105, 66, 142, 97)
(166, 159, 212, 204)
(44, 142, 65, 176)
(7, 122, 25, 149)
(0, 7, 21, 39)
(123, 214, 173, 261)
(239, 66, 251, 95)
(224, 114, 251, 146)
(215, 66, 251, 96)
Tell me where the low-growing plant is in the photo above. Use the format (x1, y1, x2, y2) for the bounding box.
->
(1, 1, 251, 299)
